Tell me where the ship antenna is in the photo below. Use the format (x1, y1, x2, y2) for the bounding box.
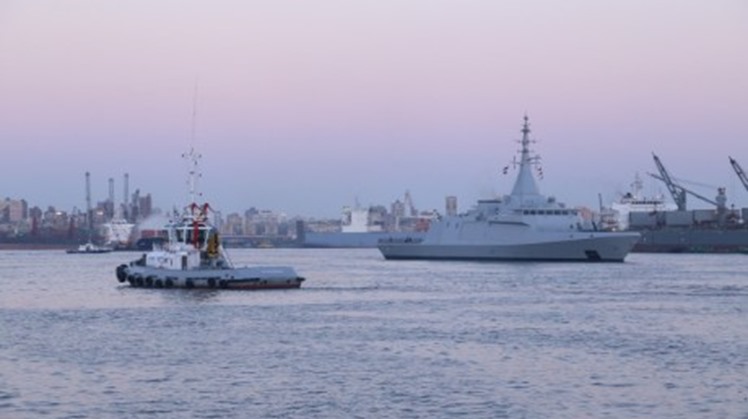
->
(519, 114, 537, 169)
(509, 114, 542, 197)
(183, 81, 203, 206)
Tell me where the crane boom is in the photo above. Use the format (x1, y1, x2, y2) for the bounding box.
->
(648, 173, 719, 207)
(729, 156, 748, 193)
(651, 153, 687, 210)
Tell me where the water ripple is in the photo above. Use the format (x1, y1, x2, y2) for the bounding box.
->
(0, 250, 747, 418)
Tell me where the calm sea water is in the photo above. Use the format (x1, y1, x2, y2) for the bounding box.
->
(0, 249, 746, 418)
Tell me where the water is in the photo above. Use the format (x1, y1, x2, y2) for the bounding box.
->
(1, 249, 746, 418)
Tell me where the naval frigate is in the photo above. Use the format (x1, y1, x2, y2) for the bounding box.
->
(377, 116, 641, 262)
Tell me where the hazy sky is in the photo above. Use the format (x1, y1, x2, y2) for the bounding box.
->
(1, 0, 747, 218)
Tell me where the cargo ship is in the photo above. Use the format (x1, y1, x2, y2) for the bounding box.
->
(606, 155, 748, 253)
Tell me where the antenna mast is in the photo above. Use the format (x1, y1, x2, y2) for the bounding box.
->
(509, 115, 542, 197)
(183, 82, 202, 205)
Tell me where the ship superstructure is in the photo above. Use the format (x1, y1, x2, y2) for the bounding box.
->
(606, 173, 678, 231)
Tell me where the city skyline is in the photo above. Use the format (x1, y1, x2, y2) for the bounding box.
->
(1, 1, 747, 218)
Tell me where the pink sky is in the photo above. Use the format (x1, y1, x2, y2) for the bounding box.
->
(1, 0, 747, 217)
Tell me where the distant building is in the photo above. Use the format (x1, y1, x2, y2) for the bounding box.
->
(0, 198, 27, 222)
(138, 194, 152, 219)
(446, 196, 457, 216)
(222, 213, 244, 235)
(391, 199, 406, 219)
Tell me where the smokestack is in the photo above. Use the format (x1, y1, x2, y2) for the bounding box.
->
(124, 173, 130, 221)
(124, 173, 129, 207)
(108, 177, 115, 219)
(108, 177, 115, 204)
(85, 172, 92, 232)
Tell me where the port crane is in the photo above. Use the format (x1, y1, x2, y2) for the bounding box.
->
(729, 156, 748, 193)
(649, 153, 720, 210)
(649, 153, 686, 210)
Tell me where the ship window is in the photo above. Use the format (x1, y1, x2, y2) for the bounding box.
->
(554, 210, 561, 215)
(530, 210, 536, 215)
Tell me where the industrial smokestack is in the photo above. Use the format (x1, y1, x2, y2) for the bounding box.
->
(124, 173, 130, 221)
(108, 177, 114, 202)
(108, 177, 115, 219)
(124, 173, 129, 207)
(85, 172, 92, 232)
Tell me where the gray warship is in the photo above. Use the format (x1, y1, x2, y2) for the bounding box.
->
(377, 116, 641, 262)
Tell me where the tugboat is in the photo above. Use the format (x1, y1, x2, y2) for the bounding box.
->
(115, 147, 305, 290)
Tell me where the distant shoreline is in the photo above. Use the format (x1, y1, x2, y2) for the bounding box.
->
(0, 243, 71, 251)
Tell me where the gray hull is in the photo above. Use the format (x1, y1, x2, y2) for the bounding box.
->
(634, 227, 748, 253)
(378, 234, 640, 262)
(303, 231, 427, 248)
(117, 264, 304, 290)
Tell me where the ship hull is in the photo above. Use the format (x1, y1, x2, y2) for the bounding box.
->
(303, 231, 427, 248)
(117, 264, 305, 290)
(378, 233, 640, 262)
(66, 249, 112, 254)
(633, 228, 748, 253)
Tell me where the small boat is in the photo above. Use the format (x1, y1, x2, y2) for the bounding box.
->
(115, 147, 305, 290)
(66, 241, 113, 254)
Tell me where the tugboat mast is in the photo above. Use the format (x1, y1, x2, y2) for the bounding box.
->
(185, 81, 203, 207)
(184, 146, 202, 206)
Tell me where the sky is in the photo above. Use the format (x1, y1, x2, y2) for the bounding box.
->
(1, 0, 747, 218)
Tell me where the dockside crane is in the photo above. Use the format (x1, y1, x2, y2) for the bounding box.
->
(729, 156, 748, 193)
(650, 153, 687, 210)
(649, 153, 723, 210)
